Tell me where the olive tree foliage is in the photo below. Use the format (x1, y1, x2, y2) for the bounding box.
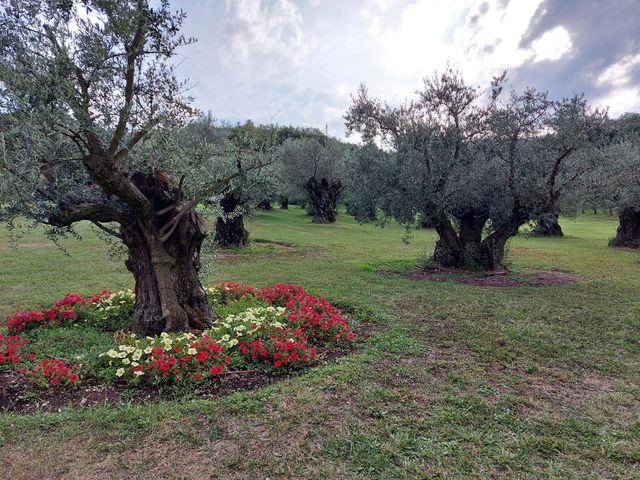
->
(345, 70, 608, 270)
(0, 0, 261, 335)
(277, 136, 348, 223)
(591, 114, 640, 248)
(214, 127, 279, 247)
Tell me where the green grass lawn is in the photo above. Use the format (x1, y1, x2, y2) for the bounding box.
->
(1, 207, 639, 479)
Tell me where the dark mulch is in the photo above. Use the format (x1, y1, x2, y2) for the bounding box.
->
(395, 266, 578, 287)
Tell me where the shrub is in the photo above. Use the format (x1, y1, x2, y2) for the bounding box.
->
(6, 291, 111, 334)
(256, 283, 306, 307)
(256, 283, 355, 343)
(0, 334, 33, 369)
(206, 306, 288, 349)
(208, 282, 255, 305)
(26, 358, 80, 388)
(98, 332, 230, 385)
(79, 289, 135, 332)
(285, 294, 355, 343)
(239, 328, 316, 370)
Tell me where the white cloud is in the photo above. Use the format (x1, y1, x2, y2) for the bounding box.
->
(375, 0, 554, 89)
(594, 87, 640, 117)
(592, 53, 640, 117)
(221, 0, 306, 64)
(530, 26, 573, 62)
(595, 53, 640, 87)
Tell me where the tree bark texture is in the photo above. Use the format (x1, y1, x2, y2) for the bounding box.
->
(215, 191, 249, 247)
(610, 207, 640, 249)
(305, 177, 342, 224)
(530, 213, 564, 237)
(430, 211, 522, 271)
(124, 172, 216, 335)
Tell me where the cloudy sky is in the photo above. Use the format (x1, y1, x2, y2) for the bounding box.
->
(171, 0, 640, 138)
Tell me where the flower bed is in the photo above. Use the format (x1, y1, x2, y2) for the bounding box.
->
(1, 283, 356, 395)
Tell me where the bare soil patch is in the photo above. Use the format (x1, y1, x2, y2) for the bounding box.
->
(395, 266, 578, 287)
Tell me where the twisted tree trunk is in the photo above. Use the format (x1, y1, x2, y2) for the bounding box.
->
(610, 207, 640, 249)
(124, 212, 215, 335)
(531, 213, 563, 237)
(215, 191, 249, 247)
(280, 196, 289, 209)
(305, 177, 342, 223)
(256, 200, 273, 210)
(125, 172, 216, 336)
(430, 211, 522, 270)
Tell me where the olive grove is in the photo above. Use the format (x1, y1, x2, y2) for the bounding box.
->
(345, 70, 609, 270)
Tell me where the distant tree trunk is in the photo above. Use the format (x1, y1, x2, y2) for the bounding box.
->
(280, 196, 289, 209)
(305, 177, 342, 223)
(610, 207, 640, 249)
(430, 210, 523, 270)
(215, 192, 249, 247)
(256, 200, 273, 210)
(530, 213, 564, 237)
(122, 172, 216, 336)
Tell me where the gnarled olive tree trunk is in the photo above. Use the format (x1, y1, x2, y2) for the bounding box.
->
(430, 211, 521, 270)
(124, 172, 216, 336)
(610, 207, 640, 249)
(531, 212, 563, 237)
(305, 177, 342, 223)
(215, 191, 249, 247)
(256, 200, 273, 210)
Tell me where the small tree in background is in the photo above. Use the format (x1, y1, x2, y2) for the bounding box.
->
(0, 0, 264, 335)
(278, 137, 348, 223)
(346, 70, 608, 270)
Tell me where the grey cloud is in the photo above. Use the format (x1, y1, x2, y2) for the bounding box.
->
(512, 0, 640, 109)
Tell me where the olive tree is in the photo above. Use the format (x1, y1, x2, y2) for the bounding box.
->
(345, 70, 608, 270)
(214, 129, 277, 247)
(0, 0, 260, 335)
(599, 136, 640, 248)
(278, 137, 347, 223)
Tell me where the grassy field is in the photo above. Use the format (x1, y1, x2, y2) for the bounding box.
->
(1, 207, 639, 479)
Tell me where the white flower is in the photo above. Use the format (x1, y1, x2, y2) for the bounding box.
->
(115, 368, 125, 377)
(132, 350, 142, 361)
(122, 358, 130, 365)
(134, 370, 144, 377)
(106, 349, 118, 358)
(187, 347, 197, 355)
(144, 347, 152, 354)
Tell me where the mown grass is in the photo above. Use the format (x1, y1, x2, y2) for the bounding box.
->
(1, 207, 639, 479)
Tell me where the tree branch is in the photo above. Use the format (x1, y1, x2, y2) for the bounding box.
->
(107, 19, 146, 159)
(48, 202, 128, 227)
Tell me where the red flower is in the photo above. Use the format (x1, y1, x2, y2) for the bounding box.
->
(210, 365, 223, 375)
(69, 374, 78, 383)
